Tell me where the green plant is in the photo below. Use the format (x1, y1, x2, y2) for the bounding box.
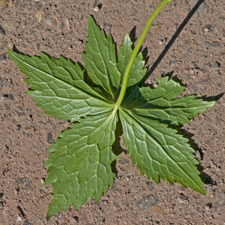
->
(8, 0, 215, 219)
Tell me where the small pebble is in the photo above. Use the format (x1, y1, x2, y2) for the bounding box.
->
(47, 133, 54, 144)
(177, 194, 188, 203)
(41, 178, 45, 184)
(135, 194, 158, 209)
(16, 177, 31, 187)
(35, 10, 46, 23)
(17, 216, 22, 222)
(205, 203, 212, 211)
(77, 39, 83, 46)
(65, 17, 70, 30)
(44, 18, 53, 26)
(204, 41, 221, 48)
(190, 68, 198, 75)
(3, 94, 14, 101)
(159, 38, 167, 45)
(212, 62, 221, 69)
(15, 125, 21, 132)
(93, 6, 99, 12)
(204, 27, 209, 33)
(216, 166, 221, 171)
(154, 205, 163, 213)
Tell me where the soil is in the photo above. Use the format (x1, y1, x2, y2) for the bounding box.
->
(0, 0, 225, 224)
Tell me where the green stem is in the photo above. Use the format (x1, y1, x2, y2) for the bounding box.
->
(115, 0, 173, 108)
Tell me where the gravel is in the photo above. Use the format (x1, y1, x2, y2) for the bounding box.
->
(15, 125, 21, 132)
(204, 41, 221, 48)
(47, 133, 54, 144)
(135, 194, 158, 209)
(212, 62, 221, 69)
(3, 94, 14, 101)
(16, 177, 31, 187)
(176, 194, 188, 203)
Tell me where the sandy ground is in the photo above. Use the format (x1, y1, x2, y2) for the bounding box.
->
(0, 0, 225, 224)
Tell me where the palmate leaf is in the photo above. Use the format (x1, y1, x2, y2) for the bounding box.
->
(8, 5, 215, 219)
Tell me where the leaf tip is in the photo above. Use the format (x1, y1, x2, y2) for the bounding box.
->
(88, 15, 95, 24)
(197, 186, 206, 195)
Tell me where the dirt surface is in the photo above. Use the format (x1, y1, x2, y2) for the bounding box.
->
(0, 0, 225, 224)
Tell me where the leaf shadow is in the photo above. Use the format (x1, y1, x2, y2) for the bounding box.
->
(129, 26, 137, 44)
(111, 118, 127, 176)
(168, 120, 218, 186)
(129, 26, 150, 69)
(143, 0, 206, 81)
(195, 93, 224, 102)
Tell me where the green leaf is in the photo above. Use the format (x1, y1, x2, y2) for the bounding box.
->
(119, 109, 206, 194)
(122, 76, 215, 125)
(8, 50, 112, 122)
(117, 33, 147, 87)
(82, 16, 121, 101)
(44, 110, 118, 219)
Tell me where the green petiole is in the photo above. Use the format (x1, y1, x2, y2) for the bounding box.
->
(115, 0, 173, 108)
